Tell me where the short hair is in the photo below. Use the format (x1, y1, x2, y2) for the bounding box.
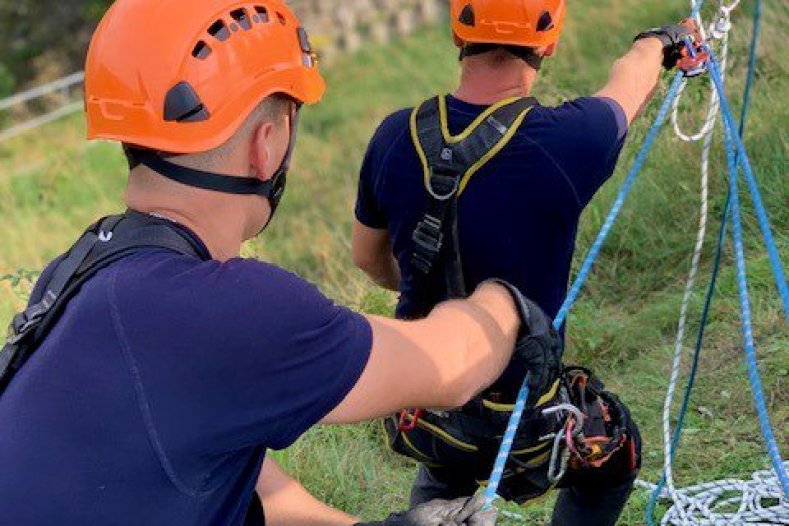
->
(124, 94, 292, 169)
(479, 47, 523, 65)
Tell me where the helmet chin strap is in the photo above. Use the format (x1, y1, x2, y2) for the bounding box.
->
(128, 109, 301, 233)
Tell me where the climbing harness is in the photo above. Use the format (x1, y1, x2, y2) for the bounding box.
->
(486, 0, 788, 521)
(386, 367, 638, 505)
(0, 211, 208, 394)
(385, 94, 638, 504)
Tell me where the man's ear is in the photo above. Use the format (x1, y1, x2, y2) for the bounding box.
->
(250, 121, 275, 182)
(544, 42, 558, 57)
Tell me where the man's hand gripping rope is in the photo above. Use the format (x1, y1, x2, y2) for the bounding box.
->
(635, 19, 710, 77)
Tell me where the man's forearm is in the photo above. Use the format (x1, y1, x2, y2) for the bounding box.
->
(258, 457, 358, 526)
(324, 280, 520, 424)
(596, 38, 665, 124)
(426, 282, 520, 405)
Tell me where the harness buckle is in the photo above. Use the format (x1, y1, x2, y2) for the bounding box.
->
(5, 291, 57, 346)
(411, 214, 444, 274)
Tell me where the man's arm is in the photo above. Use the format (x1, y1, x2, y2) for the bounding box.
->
(351, 220, 401, 292)
(257, 457, 358, 526)
(323, 281, 519, 424)
(258, 458, 497, 526)
(596, 20, 703, 125)
(595, 38, 664, 125)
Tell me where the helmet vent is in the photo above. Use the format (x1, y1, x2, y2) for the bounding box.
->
(208, 20, 231, 41)
(230, 8, 253, 31)
(253, 6, 269, 23)
(192, 41, 212, 60)
(459, 5, 475, 27)
(276, 12, 287, 25)
(537, 11, 555, 32)
(297, 27, 312, 53)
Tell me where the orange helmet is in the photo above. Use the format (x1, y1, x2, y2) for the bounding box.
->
(450, 0, 567, 49)
(85, 0, 325, 154)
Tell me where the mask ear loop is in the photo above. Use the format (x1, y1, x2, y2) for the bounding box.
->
(260, 102, 302, 230)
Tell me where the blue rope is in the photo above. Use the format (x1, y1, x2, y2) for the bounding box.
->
(722, 115, 789, 496)
(481, 373, 531, 506)
(706, 49, 789, 320)
(554, 72, 686, 329)
(483, 73, 686, 508)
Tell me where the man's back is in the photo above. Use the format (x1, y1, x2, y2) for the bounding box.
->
(0, 236, 372, 525)
(356, 95, 628, 320)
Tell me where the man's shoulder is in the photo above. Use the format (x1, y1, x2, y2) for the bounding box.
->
(111, 250, 328, 314)
(529, 97, 627, 140)
(369, 108, 413, 146)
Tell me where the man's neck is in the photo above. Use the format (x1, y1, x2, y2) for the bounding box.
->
(125, 167, 256, 262)
(453, 58, 538, 106)
(138, 206, 244, 262)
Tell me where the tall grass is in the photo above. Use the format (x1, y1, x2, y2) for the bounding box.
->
(0, 0, 786, 523)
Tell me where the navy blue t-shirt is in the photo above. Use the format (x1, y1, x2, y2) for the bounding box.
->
(0, 227, 372, 525)
(356, 95, 628, 322)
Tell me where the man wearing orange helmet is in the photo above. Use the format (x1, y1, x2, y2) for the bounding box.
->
(353, 0, 702, 524)
(0, 1, 570, 525)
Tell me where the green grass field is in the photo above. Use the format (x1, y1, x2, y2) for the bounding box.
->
(1, 0, 786, 523)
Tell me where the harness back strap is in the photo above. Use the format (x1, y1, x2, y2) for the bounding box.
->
(0, 211, 208, 392)
(408, 95, 537, 308)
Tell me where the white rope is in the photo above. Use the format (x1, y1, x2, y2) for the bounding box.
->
(635, 465, 789, 525)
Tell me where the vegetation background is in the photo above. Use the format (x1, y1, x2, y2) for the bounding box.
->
(0, 0, 786, 524)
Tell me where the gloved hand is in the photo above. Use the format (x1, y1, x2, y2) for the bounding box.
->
(356, 494, 497, 526)
(634, 18, 703, 70)
(487, 279, 563, 404)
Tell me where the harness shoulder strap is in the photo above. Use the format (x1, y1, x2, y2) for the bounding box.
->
(0, 211, 208, 392)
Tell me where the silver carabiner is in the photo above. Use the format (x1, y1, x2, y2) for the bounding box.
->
(543, 403, 585, 438)
(547, 429, 570, 484)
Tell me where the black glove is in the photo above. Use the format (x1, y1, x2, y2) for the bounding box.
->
(356, 494, 497, 526)
(487, 279, 563, 404)
(634, 18, 702, 70)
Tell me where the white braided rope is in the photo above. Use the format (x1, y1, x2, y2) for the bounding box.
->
(635, 465, 789, 525)
(671, 0, 736, 142)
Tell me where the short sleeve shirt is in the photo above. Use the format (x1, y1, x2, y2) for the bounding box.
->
(356, 95, 628, 321)
(0, 226, 372, 525)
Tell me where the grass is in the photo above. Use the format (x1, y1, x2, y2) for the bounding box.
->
(1, 0, 787, 523)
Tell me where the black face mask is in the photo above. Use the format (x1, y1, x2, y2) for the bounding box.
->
(132, 104, 302, 234)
